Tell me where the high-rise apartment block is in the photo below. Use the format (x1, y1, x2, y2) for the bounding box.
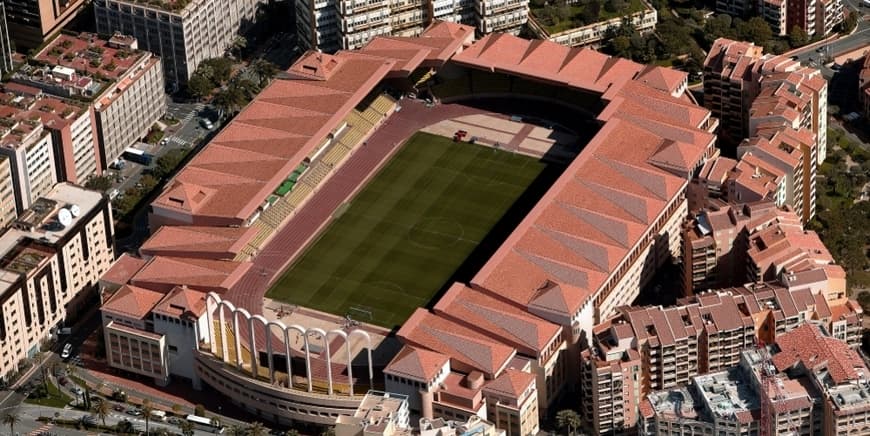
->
(0, 155, 15, 228)
(93, 0, 259, 88)
(0, 103, 58, 215)
(719, 0, 842, 37)
(1, 85, 97, 186)
(296, 0, 529, 52)
(0, 3, 12, 74)
(581, 280, 862, 435)
(18, 32, 166, 171)
(704, 38, 828, 166)
(0, 184, 114, 383)
(642, 323, 868, 436)
(2, 0, 88, 49)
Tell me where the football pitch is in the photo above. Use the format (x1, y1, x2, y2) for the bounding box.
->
(267, 132, 545, 328)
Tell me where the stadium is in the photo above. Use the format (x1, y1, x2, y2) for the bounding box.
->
(133, 21, 718, 428)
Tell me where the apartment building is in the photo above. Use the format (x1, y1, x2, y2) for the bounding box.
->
(296, 1, 527, 52)
(335, 391, 410, 436)
(738, 128, 816, 224)
(387, 308, 541, 436)
(101, 284, 209, 387)
(0, 85, 97, 185)
(745, 216, 838, 291)
(715, 0, 752, 18)
(419, 416, 503, 436)
(0, 156, 14, 229)
(0, 3, 12, 74)
(759, 0, 788, 36)
(0, 184, 113, 382)
(28, 32, 165, 170)
(815, 0, 843, 40)
(642, 324, 867, 436)
(579, 279, 862, 435)
(682, 202, 788, 293)
(704, 38, 828, 164)
(2, 0, 87, 50)
(529, 1, 658, 48)
(93, 0, 260, 88)
(0, 113, 57, 215)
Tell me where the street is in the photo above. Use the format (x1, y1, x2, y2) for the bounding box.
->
(4, 403, 218, 435)
(791, 3, 870, 71)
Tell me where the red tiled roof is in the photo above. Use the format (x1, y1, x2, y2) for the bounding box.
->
(130, 256, 252, 293)
(384, 345, 449, 382)
(434, 283, 562, 357)
(772, 323, 867, 385)
(100, 253, 148, 287)
(482, 368, 535, 399)
(398, 309, 516, 378)
(140, 226, 256, 259)
(102, 284, 165, 320)
(151, 286, 208, 319)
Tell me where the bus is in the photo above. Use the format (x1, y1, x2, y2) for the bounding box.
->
(186, 414, 225, 434)
(122, 147, 153, 165)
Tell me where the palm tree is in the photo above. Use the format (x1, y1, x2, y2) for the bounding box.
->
(116, 419, 135, 434)
(556, 409, 581, 436)
(247, 421, 267, 436)
(284, 430, 300, 436)
(94, 400, 110, 426)
(180, 420, 195, 436)
(226, 424, 245, 436)
(141, 399, 154, 436)
(3, 413, 20, 435)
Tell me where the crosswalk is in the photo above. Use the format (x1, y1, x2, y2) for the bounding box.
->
(29, 422, 54, 435)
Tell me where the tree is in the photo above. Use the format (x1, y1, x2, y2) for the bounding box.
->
(320, 427, 336, 436)
(85, 175, 113, 192)
(194, 404, 206, 416)
(3, 413, 20, 435)
(187, 72, 214, 99)
(227, 424, 246, 436)
(285, 430, 301, 436)
(789, 25, 809, 48)
(116, 419, 135, 434)
(581, 0, 601, 25)
(180, 420, 195, 436)
(738, 17, 772, 46)
(94, 400, 110, 426)
(172, 403, 183, 416)
(230, 36, 247, 57)
(248, 421, 267, 436)
(556, 409, 581, 436)
(141, 399, 154, 436)
(842, 11, 858, 34)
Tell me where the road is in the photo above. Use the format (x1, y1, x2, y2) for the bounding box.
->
(791, 5, 870, 71)
(6, 403, 218, 435)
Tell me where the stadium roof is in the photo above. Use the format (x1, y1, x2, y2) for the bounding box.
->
(151, 22, 474, 226)
(140, 225, 256, 260)
(130, 256, 252, 293)
(434, 283, 562, 357)
(473, 77, 714, 315)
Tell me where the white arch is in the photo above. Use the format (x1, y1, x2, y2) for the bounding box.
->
(348, 329, 375, 391)
(306, 328, 331, 394)
(266, 320, 289, 385)
(286, 324, 309, 391)
(327, 330, 350, 396)
(202, 294, 377, 397)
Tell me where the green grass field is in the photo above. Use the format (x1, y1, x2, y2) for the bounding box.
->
(267, 132, 545, 328)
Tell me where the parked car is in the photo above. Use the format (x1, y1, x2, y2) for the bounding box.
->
(113, 404, 126, 412)
(200, 118, 214, 130)
(126, 408, 143, 417)
(60, 343, 72, 359)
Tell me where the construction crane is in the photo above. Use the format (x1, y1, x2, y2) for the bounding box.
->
(757, 342, 801, 436)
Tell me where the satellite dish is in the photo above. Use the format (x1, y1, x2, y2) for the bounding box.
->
(57, 208, 72, 227)
(69, 204, 80, 217)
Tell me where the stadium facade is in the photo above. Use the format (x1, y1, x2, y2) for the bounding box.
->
(101, 21, 865, 433)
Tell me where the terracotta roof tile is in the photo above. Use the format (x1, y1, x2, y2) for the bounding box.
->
(102, 284, 165, 320)
(384, 345, 449, 381)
